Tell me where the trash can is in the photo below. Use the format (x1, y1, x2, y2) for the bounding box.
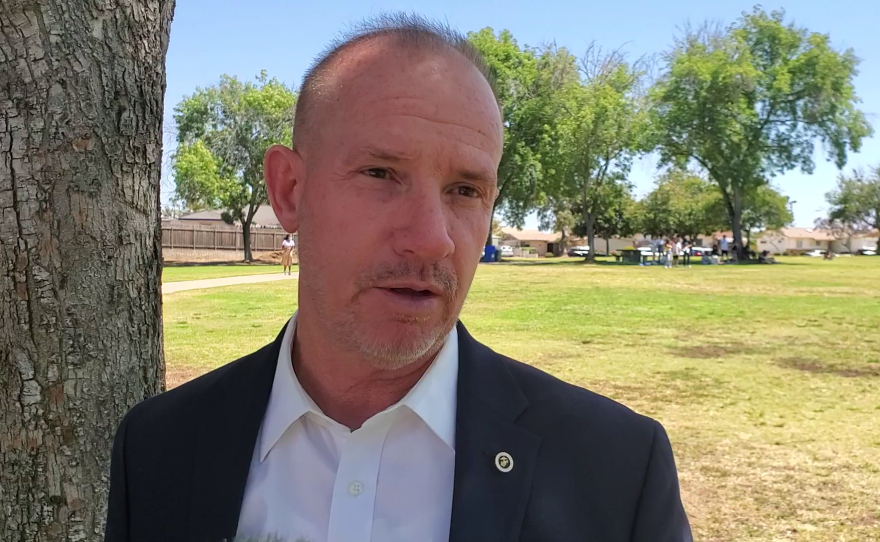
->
(481, 245, 497, 262)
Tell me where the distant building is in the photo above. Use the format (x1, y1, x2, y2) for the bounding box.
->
(178, 205, 284, 229)
(499, 228, 560, 257)
(758, 227, 878, 254)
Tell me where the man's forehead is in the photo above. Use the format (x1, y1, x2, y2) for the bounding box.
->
(320, 40, 501, 127)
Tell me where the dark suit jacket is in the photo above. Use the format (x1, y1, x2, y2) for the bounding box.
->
(105, 322, 691, 541)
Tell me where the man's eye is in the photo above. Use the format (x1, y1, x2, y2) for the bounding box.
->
(364, 168, 390, 179)
(456, 186, 479, 198)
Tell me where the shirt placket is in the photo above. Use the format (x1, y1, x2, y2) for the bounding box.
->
(326, 412, 396, 542)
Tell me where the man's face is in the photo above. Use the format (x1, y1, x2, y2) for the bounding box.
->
(269, 43, 503, 369)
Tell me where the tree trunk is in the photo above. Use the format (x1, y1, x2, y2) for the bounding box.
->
(605, 237, 610, 257)
(583, 211, 596, 262)
(486, 200, 498, 247)
(558, 228, 567, 256)
(242, 220, 253, 262)
(0, 1, 172, 540)
(731, 184, 745, 260)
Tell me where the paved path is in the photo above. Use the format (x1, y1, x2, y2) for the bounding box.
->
(163, 272, 299, 294)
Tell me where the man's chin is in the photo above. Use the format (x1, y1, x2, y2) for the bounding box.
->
(353, 320, 451, 370)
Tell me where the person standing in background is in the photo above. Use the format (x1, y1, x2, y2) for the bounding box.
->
(281, 234, 296, 275)
(682, 239, 692, 268)
(720, 235, 730, 262)
(672, 238, 682, 268)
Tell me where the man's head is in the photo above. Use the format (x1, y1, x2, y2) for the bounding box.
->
(265, 14, 503, 370)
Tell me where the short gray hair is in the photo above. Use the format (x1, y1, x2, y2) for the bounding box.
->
(292, 12, 496, 150)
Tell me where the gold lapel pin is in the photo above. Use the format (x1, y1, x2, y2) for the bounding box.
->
(495, 451, 514, 473)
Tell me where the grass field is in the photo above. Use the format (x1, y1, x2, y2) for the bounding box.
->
(162, 263, 296, 283)
(162, 256, 880, 541)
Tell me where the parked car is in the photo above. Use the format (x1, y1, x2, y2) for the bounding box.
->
(567, 246, 590, 257)
(856, 247, 877, 256)
(803, 249, 826, 257)
(690, 246, 711, 257)
(500, 245, 514, 257)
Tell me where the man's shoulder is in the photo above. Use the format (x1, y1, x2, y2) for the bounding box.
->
(123, 342, 276, 434)
(499, 353, 659, 439)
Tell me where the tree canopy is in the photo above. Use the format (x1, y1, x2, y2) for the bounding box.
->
(651, 7, 872, 257)
(544, 45, 650, 260)
(638, 169, 725, 241)
(825, 165, 880, 236)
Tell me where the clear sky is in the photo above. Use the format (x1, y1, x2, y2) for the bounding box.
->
(162, 0, 879, 228)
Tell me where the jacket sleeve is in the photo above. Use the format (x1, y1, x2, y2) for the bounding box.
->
(630, 420, 693, 542)
(104, 410, 133, 542)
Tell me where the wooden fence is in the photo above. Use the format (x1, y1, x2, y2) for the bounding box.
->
(161, 227, 294, 251)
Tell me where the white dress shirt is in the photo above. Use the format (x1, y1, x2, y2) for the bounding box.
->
(236, 313, 459, 542)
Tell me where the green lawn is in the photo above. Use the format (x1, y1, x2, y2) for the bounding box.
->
(162, 264, 297, 283)
(162, 256, 880, 541)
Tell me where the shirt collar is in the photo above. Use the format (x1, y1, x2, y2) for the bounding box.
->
(258, 312, 459, 462)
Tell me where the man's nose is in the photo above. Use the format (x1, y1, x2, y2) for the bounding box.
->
(392, 190, 455, 262)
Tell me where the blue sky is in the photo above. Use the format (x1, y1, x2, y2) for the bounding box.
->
(162, 0, 879, 228)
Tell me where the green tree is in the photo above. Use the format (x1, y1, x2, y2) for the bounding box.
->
(551, 45, 650, 261)
(651, 7, 873, 259)
(825, 166, 880, 237)
(572, 176, 639, 256)
(740, 185, 794, 246)
(469, 29, 542, 243)
(172, 72, 296, 261)
(639, 169, 726, 242)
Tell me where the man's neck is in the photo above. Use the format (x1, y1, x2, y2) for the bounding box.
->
(291, 315, 439, 430)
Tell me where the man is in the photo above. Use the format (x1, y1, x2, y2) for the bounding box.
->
(105, 14, 691, 542)
(720, 235, 730, 261)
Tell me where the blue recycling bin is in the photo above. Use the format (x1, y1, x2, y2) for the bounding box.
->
(481, 245, 497, 262)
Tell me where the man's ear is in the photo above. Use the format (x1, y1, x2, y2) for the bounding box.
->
(264, 145, 304, 233)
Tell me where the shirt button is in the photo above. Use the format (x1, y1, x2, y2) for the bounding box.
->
(348, 481, 364, 497)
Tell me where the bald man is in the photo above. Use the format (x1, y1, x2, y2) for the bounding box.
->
(105, 14, 691, 542)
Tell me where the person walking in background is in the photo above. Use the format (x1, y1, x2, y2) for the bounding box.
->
(664, 239, 673, 268)
(720, 235, 730, 262)
(281, 234, 296, 275)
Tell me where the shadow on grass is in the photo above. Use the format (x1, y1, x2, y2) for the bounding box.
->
(777, 356, 880, 378)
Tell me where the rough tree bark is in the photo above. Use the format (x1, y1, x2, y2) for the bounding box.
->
(0, 0, 173, 540)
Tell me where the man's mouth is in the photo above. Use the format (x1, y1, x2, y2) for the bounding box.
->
(384, 287, 438, 298)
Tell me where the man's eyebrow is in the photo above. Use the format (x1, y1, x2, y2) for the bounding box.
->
(362, 146, 419, 162)
(457, 167, 497, 185)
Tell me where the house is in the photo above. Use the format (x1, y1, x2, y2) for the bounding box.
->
(499, 228, 560, 257)
(179, 205, 283, 228)
(828, 229, 879, 254)
(758, 228, 836, 254)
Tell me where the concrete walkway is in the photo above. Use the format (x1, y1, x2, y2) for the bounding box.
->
(163, 272, 299, 294)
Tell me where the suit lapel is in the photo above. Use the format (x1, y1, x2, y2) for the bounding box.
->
(450, 323, 541, 542)
(188, 324, 285, 542)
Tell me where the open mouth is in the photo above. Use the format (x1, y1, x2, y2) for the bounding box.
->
(385, 287, 437, 298)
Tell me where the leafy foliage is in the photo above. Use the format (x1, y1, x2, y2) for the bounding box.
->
(740, 185, 794, 244)
(825, 165, 880, 234)
(638, 169, 725, 240)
